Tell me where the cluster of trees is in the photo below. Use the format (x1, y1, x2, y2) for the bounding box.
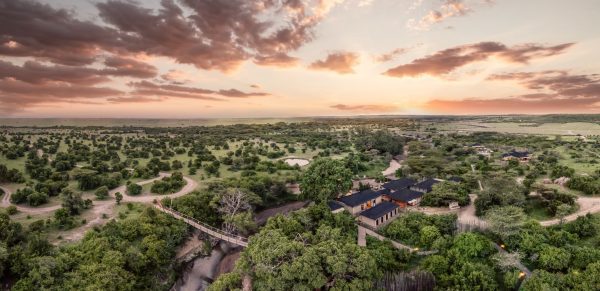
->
(420, 181, 470, 207)
(354, 129, 405, 155)
(536, 187, 576, 217)
(475, 174, 526, 216)
(54, 189, 93, 229)
(151, 172, 186, 194)
(24, 152, 52, 181)
(209, 175, 294, 209)
(383, 212, 457, 249)
(419, 232, 500, 290)
(1, 143, 28, 160)
(0, 164, 25, 183)
(300, 158, 352, 203)
(10, 188, 47, 206)
(494, 214, 600, 289)
(567, 174, 600, 195)
(10, 180, 69, 206)
(3, 207, 189, 290)
(74, 171, 122, 191)
(211, 204, 411, 290)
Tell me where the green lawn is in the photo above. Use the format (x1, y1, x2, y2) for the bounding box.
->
(556, 145, 600, 175)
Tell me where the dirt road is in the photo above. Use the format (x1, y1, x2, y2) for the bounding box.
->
(540, 196, 600, 226)
(1, 172, 198, 215)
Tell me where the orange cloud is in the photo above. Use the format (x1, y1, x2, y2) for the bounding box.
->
(309, 52, 360, 74)
(331, 103, 398, 112)
(407, 0, 470, 30)
(374, 48, 410, 63)
(424, 97, 600, 114)
(425, 69, 600, 114)
(383, 42, 573, 78)
(253, 54, 299, 68)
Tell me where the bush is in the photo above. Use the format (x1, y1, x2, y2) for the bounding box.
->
(6, 205, 18, 215)
(27, 191, 49, 206)
(127, 183, 142, 195)
(150, 172, 185, 194)
(95, 186, 109, 199)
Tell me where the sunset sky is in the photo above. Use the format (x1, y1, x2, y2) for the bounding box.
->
(1, 0, 599, 118)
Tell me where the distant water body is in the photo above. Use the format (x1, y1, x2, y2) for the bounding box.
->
(0, 118, 316, 127)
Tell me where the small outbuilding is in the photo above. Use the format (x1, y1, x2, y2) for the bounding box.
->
(327, 201, 345, 214)
(358, 201, 400, 228)
(338, 189, 389, 215)
(411, 178, 443, 193)
(385, 188, 424, 207)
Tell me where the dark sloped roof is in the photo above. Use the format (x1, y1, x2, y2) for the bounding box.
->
(327, 201, 343, 211)
(448, 176, 463, 183)
(360, 201, 399, 220)
(382, 178, 416, 191)
(412, 178, 441, 193)
(502, 150, 530, 158)
(338, 189, 383, 207)
(388, 188, 423, 202)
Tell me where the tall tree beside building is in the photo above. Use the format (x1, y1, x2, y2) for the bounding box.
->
(300, 158, 352, 203)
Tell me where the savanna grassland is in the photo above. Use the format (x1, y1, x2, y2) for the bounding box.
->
(1, 115, 600, 290)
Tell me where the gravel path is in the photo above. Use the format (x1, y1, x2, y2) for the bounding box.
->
(381, 145, 408, 178)
(2, 172, 199, 242)
(540, 196, 600, 226)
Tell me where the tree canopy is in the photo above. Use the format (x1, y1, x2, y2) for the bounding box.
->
(300, 158, 352, 203)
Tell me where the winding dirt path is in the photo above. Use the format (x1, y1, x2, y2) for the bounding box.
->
(381, 145, 408, 178)
(540, 196, 600, 226)
(0, 172, 198, 214)
(61, 172, 198, 242)
(1, 186, 62, 213)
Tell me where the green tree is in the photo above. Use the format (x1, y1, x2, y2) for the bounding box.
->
(419, 225, 441, 248)
(300, 158, 352, 203)
(115, 192, 123, 205)
(538, 245, 571, 271)
(95, 186, 109, 200)
(555, 203, 572, 224)
(127, 183, 142, 196)
(485, 206, 526, 241)
(476, 174, 525, 216)
(421, 181, 469, 207)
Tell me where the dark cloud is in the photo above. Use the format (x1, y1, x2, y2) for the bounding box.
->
(253, 54, 300, 68)
(217, 89, 269, 98)
(0, 60, 110, 85)
(384, 42, 574, 78)
(309, 52, 360, 74)
(128, 81, 269, 100)
(488, 70, 600, 98)
(374, 48, 411, 63)
(103, 56, 157, 78)
(426, 70, 600, 114)
(331, 103, 398, 112)
(96, 0, 338, 72)
(0, 79, 122, 111)
(0, 58, 156, 85)
(0, 0, 340, 72)
(128, 81, 220, 101)
(0, 0, 120, 66)
(106, 96, 165, 103)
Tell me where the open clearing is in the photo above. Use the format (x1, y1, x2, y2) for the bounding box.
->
(443, 122, 600, 135)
